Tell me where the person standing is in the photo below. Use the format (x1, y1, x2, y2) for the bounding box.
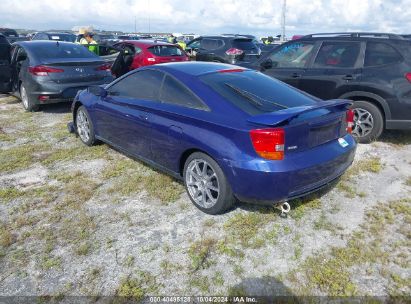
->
(80, 32, 99, 55)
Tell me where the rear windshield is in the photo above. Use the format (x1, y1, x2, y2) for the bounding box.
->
(29, 43, 98, 60)
(200, 71, 318, 115)
(148, 45, 183, 57)
(1, 30, 18, 37)
(232, 39, 257, 50)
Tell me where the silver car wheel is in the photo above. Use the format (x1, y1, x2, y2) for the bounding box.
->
(352, 108, 374, 138)
(185, 159, 219, 209)
(21, 86, 29, 109)
(76, 109, 90, 143)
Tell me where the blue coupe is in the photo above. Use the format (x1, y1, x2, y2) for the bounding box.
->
(70, 62, 356, 214)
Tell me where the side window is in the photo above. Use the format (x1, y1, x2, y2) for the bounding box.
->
(364, 42, 402, 67)
(134, 47, 142, 54)
(188, 39, 201, 49)
(160, 75, 208, 110)
(269, 42, 314, 68)
(108, 70, 164, 100)
(313, 42, 361, 68)
(201, 39, 223, 50)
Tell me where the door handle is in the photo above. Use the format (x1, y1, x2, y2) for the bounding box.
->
(342, 75, 354, 80)
(291, 72, 301, 78)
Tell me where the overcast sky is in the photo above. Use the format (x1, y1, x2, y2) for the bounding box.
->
(2, 0, 410, 37)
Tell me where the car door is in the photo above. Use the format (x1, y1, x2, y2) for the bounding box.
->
(186, 38, 202, 60)
(299, 40, 364, 100)
(150, 74, 210, 171)
(0, 35, 11, 93)
(94, 69, 164, 160)
(260, 40, 317, 88)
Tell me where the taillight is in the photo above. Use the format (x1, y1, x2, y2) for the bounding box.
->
(346, 109, 354, 134)
(250, 128, 285, 160)
(405, 73, 411, 83)
(28, 65, 64, 76)
(95, 63, 111, 71)
(225, 48, 244, 56)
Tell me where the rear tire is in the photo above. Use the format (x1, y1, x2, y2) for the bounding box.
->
(20, 84, 39, 112)
(76, 105, 96, 146)
(351, 101, 384, 143)
(183, 152, 235, 215)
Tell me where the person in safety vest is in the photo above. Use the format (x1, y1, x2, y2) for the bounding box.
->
(80, 31, 99, 55)
(176, 37, 186, 50)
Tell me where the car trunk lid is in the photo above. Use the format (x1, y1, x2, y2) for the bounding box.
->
(41, 58, 108, 83)
(247, 99, 352, 153)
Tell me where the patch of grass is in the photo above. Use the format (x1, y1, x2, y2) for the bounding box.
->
(41, 255, 62, 270)
(405, 176, 411, 187)
(189, 275, 210, 293)
(288, 198, 411, 296)
(213, 271, 225, 286)
(216, 240, 244, 258)
(313, 213, 340, 232)
(0, 143, 51, 173)
(343, 157, 382, 181)
(108, 168, 183, 203)
(336, 182, 356, 198)
(41, 144, 109, 166)
(123, 255, 135, 268)
(223, 210, 276, 248)
(0, 187, 25, 202)
(291, 196, 322, 220)
(116, 271, 158, 300)
(0, 223, 14, 247)
(101, 158, 138, 179)
(74, 242, 92, 256)
(188, 238, 217, 271)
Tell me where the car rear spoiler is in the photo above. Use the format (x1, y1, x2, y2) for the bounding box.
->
(247, 99, 352, 126)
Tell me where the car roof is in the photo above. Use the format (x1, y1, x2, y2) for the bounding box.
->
(121, 39, 177, 47)
(198, 35, 252, 40)
(15, 40, 77, 48)
(152, 62, 250, 76)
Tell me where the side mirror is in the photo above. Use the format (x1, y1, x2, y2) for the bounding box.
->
(88, 85, 107, 97)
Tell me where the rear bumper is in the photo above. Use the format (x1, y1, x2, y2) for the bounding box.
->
(223, 134, 357, 205)
(27, 77, 112, 105)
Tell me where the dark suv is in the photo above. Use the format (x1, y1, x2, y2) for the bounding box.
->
(248, 32, 411, 143)
(186, 35, 261, 65)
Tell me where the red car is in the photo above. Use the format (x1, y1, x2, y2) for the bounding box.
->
(113, 40, 189, 71)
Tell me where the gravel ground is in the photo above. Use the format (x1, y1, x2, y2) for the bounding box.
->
(0, 94, 410, 301)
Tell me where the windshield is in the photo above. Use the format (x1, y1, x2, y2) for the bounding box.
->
(29, 43, 98, 60)
(200, 70, 318, 115)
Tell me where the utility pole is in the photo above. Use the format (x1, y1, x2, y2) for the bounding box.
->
(281, 0, 286, 42)
(134, 16, 137, 34)
(148, 0, 151, 34)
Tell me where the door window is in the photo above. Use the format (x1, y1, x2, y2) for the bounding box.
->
(313, 42, 361, 68)
(269, 42, 314, 68)
(364, 42, 402, 67)
(107, 70, 164, 100)
(160, 75, 208, 110)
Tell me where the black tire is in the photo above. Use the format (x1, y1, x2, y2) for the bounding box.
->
(351, 101, 384, 143)
(183, 152, 235, 215)
(20, 83, 39, 112)
(75, 105, 97, 146)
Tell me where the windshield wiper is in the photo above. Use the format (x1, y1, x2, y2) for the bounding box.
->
(225, 83, 288, 110)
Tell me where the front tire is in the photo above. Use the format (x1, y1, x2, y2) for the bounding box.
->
(76, 105, 96, 146)
(183, 152, 235, 215)
(351, 101, 384, 143)
(20, 84, 39, 112)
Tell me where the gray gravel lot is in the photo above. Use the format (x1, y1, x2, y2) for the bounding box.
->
(0, 94, 410, 300)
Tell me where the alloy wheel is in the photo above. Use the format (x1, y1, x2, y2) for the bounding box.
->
(185, 159, 220, 209)
(352, 108, 374, 138)
(76, 109, 91, 143)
